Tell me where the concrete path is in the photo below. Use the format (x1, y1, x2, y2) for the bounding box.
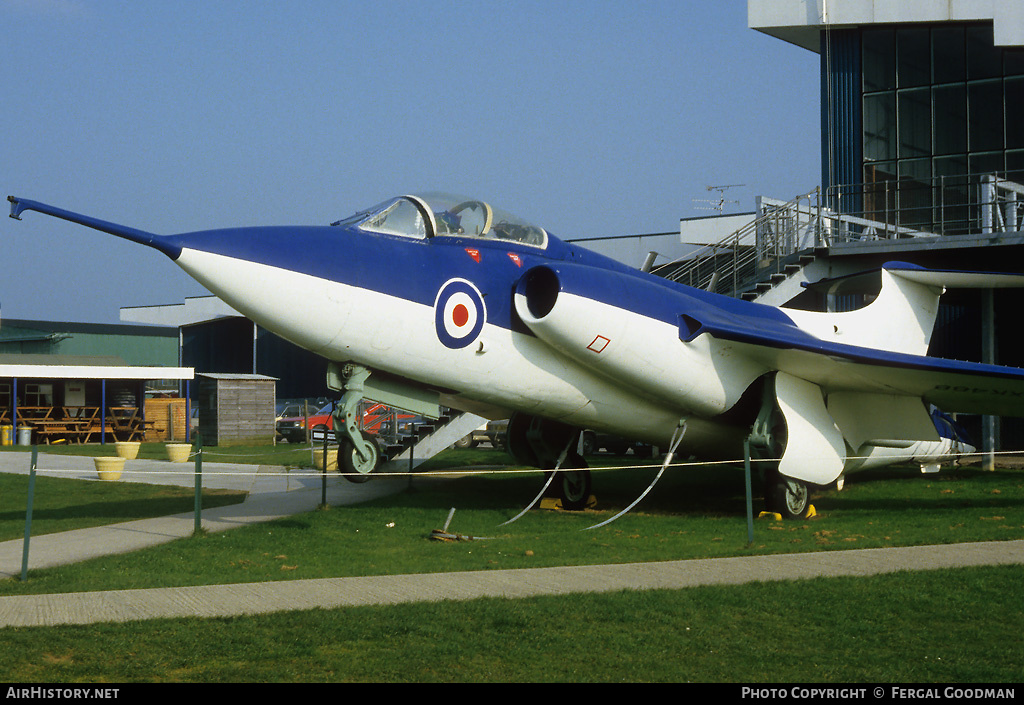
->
(1, 540, 1022, 628)
(0, 450, 1022, 628)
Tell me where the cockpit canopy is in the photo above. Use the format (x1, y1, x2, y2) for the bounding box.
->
(332, 193, 548, 248)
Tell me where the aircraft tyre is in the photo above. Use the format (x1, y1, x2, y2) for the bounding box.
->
(555, 469, 592, 511)
(766, 471, 810, 520)
(340, 431, 380, 483)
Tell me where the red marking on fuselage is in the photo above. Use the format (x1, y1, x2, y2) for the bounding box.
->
(587, 335, 611, 353)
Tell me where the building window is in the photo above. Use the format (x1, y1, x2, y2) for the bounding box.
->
(898, 87, 931, 158)
(933, 84, 967, 154)
(863, 92, 896, 161)
(967, 25, 1001, 80)
(863, 28, 895, 92)
(24, 384, 53, 407)
(932, 26, 966, 83)
(968, 80, 1004, 152)
(897, 28, 930, 88)
(1005, 76, 1024, 150)
(856, 22, 1024, 234)
(1008, 149, 1024, 183)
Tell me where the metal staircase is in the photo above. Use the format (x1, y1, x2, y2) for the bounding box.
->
(312, 406, 486, 474)
(651, 189, 826, 304)
(647, 176, 1024, 303)
(378, 408, 486, 472)
(647, 175, 1024, 304)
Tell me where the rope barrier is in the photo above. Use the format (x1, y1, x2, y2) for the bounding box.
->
(19, 447, 1024, 482)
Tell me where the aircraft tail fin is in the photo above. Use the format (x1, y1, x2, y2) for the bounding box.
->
(783, 262, 1024, 356)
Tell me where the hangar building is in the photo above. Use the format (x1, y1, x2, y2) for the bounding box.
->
(121, 297, 327, 401)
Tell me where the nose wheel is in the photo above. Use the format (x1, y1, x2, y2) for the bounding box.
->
(339, 429, 381, 483)
(331, 364, 382, 483)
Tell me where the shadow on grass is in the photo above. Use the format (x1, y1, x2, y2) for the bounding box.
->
(400, 460, 1024, 522)
(401, 462, 757, 518)
(0, 493, 245, 525)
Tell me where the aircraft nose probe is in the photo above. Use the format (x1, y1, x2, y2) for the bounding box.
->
(7, 195, 183, 260)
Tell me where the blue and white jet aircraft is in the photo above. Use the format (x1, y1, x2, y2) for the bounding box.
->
(8, 192, 1021, 518)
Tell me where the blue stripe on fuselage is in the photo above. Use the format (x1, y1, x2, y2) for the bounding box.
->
(177, 223, 1024, 389)
(172, 222, 798, 337)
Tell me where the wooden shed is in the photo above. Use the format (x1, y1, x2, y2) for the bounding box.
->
(194, 373, 277, 446)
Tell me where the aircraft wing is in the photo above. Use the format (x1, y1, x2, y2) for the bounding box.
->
(675, 284, 1024, 416)
(680, 322, 1023, 486)
(697, 323, 1024, 418)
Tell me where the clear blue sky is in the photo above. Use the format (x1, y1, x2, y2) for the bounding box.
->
(2, 0, 820, 324)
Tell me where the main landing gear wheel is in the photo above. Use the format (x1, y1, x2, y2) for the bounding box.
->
(340, 430, 380, 483)
(766, 471, 810, 520)
(550, 469, 592, 511)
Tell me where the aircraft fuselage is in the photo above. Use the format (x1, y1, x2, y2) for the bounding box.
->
(171, 221, 752, 456)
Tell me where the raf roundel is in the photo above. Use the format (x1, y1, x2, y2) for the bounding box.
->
(434, 279, 487, 349)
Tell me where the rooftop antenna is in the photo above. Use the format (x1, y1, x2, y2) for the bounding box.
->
(693, 184, 745, 213)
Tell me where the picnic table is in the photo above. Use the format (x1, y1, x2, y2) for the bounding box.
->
(107, 407, 153, 442)
(29, 418, 93, 444)
(14, 406, 53, 422)
(14, 407, 95, 444)
(3, 406, 155, 444)
(62, 406, 105, 443)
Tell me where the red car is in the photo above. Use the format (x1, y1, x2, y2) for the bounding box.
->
(276, 401, 414, 443)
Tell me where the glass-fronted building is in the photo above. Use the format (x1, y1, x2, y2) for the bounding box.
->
(838, 22, 1022, 233)
(752, 1, 1024, 234)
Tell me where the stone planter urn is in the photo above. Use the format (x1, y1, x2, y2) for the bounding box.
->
(114, 441, 141, 460)
(94, 456, 126, 481)
(165, 443, 192, 463)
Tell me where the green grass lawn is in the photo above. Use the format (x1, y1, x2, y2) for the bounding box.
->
(0, 455, 1021, 595)
(0, 566, 1020, 682)
(0, 440, 320, 467)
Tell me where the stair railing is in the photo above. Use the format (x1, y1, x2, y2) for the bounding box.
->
(652, 189, 822, 298)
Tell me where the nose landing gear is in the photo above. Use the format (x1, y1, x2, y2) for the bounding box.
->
(331, 364, 382, 483)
